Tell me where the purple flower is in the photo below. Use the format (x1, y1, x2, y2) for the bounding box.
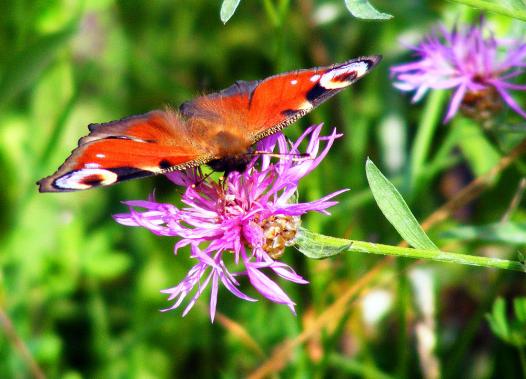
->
(113, 124, 346, 321)
(391, 19, 526, 123)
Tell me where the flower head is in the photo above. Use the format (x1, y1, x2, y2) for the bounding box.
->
(114, 124, 346, 321)
(391, 19, 526, 123)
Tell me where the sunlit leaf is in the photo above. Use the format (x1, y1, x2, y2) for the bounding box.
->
(455, 118, 500, 176)
(82, 231, 131, 279)
(295, 227, 351, 259)
(449, 0, 526, 22)
(84, 250, 131, 279)
(344, 0, 393, 20)
(366, 158, 438, 250)
(487, 297, 526, 347)
(487, 298, 510, 341)
(514, 298, 526, 323)
(442, 222, 526, 244)
(220, 0, 242, 23)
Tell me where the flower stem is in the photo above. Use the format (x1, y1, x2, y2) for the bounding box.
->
(350, 240, 524, 271)
(409, 90, 447, 197)
(303, 233, 525, 272)
(262, 0, 280, 27)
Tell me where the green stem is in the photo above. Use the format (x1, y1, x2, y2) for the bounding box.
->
(396, 261, 409, 379)
(351, 240, 525, 271)
(262, 0, 280, 27)
(519, 346, 526, 378)
(409, 90, 447, 197)
(448, 0, 526, 22)
(298, 232, 525, 272)
(328, 354, 396, 379)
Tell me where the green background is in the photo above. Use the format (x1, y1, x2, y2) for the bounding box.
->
(1, 0, 525, 378)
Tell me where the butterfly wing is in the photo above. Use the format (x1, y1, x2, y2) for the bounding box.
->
(38, 110, 212, 192)
(39, 56, 380, 192)
(180, 56, 382, 143)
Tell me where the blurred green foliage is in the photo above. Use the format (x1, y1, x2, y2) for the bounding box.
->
(487, 297, 526, 347)
(1, 0, 525, 378)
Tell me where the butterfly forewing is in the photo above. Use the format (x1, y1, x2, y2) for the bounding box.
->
(247, 56, 381, 142)
(178, 56, 381, 144)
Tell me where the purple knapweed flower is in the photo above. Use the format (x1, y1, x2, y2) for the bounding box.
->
(113, 124, 346, 321)
(391, 19, 526, 123)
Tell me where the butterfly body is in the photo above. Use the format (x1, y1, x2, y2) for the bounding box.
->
(38, 56, 381, 192)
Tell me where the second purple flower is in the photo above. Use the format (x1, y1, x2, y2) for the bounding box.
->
(391, 18, 526, 123)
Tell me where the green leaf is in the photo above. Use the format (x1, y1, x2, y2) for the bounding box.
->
(366, 158, 438, 250)
(220, 0, 242, 24)
(329, 353, 397, 379)
(449, 0, 526, 22)
(84, 250, 131, 279)
(0, 25, 77, 110)
(295, 227, 351, 259)
(344, 0, 393, 20)
(455, 118, 501, 177)
(442, 222, 526, 244)
(409, 90, 447, 196)
(514, 298, 526, 323)
(487, 297, 526, 347)
(81, 231, 131, 279)
(487, 297, 510, 342)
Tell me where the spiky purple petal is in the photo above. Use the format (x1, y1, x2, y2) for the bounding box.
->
(114, 124, 345, 321)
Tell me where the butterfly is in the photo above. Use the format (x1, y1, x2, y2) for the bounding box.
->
(38, 55, 381, 192)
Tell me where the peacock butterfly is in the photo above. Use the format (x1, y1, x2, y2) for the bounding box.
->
(38, 55, 381, 192)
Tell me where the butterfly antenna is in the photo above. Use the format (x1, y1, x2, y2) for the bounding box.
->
(191, 167, 216, 188)
(249, 151, 312, 162)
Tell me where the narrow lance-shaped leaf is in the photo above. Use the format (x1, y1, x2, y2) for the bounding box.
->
(366, 158, 438, 250)
(344, 0, 393, 20)
(220, 0, 242, 24)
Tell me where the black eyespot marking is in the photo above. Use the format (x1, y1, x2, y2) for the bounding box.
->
(109, 167, 153, 179)
(364, 58, 377, 69)
(306, 83, 330, 103)
(80, 175, 104, 186)
(159, 159, 172, 169)
(334, 71, 357, 82)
